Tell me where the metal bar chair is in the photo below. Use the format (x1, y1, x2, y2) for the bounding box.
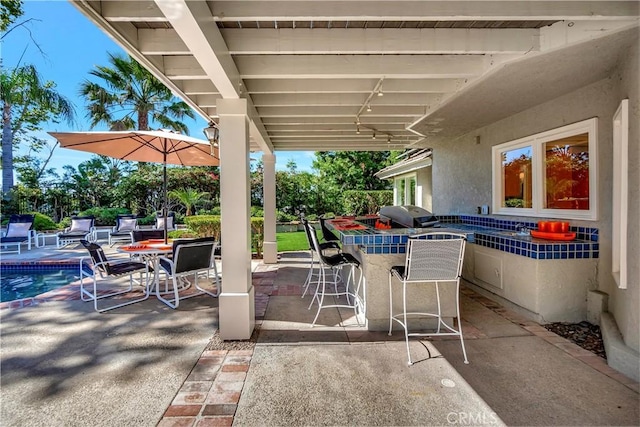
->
(303, 220, 364, 327)
(300, 218, 340, 298)
(388, 232, 469, 365)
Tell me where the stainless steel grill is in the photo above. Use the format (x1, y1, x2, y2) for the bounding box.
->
(379, 205, 440, 228)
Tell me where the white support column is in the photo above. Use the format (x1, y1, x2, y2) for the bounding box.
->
(262, 153, 278, 264)
(218, 98, 255, 340)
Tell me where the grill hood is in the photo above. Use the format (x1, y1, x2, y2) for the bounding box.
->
(379, 205, 440, 228)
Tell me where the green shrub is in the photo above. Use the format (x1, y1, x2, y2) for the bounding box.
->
(251, 206, 264, 217)
(79, 207, 131, 226)
(31, 212, 59, 231)
(277, 210, 297, 222)
(251, 217, 264, 257)
(184, 215, 221, 239)
(341, 190, 393, 215)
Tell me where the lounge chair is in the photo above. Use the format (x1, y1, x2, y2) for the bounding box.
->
(56, 216, 96, 248)
(79, 239, 152, 312)
(156, 237, 220, 309)
(153, 211, 177, 231)
(109, 214, 138, 246)
(0, 214, 36, 254)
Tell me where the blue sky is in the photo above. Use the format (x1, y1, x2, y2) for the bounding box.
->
(3, 1, 314, 174)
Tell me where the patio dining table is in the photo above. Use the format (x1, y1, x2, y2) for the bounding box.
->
(117, 240, 175, 307)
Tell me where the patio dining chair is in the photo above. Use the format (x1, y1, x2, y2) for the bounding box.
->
(318, 215, 340, 244)
(79, 239, 152, 312)
(156, 237, 221, 309)
(56, 216, 96, 248)
(388, 232, 469, 365)
(0, 214, 36, 255)
(109, 214, 138, 246)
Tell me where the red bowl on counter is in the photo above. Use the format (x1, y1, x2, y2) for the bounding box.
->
(548, 221, 562, 233)
(538, 221, 549, 232)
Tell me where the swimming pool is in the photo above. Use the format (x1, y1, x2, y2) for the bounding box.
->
(1, 264, 81, 302)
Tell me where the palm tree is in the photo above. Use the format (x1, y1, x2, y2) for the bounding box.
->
(169, 188, 209, 216)
(1, 64, 75, 195)
(79, 53, 195, 132)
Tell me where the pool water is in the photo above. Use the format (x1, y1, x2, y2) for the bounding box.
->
(1, 267, 80, 302)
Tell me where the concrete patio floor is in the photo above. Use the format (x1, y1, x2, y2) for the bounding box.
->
(1, 245, 638, 426)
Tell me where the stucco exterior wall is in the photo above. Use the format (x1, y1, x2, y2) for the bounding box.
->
(416, 167, 432, 212)
(610, 38, 639, 352)
(429, 37, 639, 353)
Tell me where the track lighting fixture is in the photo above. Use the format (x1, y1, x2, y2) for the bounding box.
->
(366, 103, 372, 112)
(372, 132, 376, 140)
(356, 124, 360, 134)
(387, 135, 391, 143)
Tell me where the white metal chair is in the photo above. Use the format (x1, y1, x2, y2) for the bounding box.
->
(303, 220, 364, 327)
(156, 237, 221, 309)
(0, 214, 36, 254)
(109, 214, 138, 246)
(388, 232, 469, 365)
(57, 216, 96, 248)
(79, 239, 152, 312)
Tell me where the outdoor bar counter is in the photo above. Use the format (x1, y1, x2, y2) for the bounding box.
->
(326, 217, 473, 331)
(326, 215, 600, 330)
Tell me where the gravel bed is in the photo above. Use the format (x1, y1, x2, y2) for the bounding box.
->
(544, 321, 606, 359)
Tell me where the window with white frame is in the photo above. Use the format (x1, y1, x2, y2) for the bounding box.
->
(492, 118, 598, 220)
(394, 175, 416, 206)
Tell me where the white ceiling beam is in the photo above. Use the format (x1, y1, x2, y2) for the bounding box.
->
(139, 28, 189, 55)
(271, 140, 412, 151)
(236, 54, 485, 79)
(162, 55, 207, 79)
(267, 123, 411, 131)
(154, 0, 273, 153)
(224, 28, 540, 55)
(175, 79, 219, 95)
(251, 93, 443, 107)
(262, 116, 411, 125)
(257, 105, 426, 117)
(101, 0, 167, 21)
(210, 1, 639, 21)
(244, 78, 465, 94)
(71, 1, 212, 124)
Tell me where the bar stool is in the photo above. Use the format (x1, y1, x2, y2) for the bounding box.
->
(388, 232, 469, 365)
(303, 220, 364, 327)
(300, 218, 340, 298)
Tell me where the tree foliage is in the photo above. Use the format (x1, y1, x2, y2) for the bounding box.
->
(1, 64, 75, 196)
(0, 0, 23, 32)
(79, 53, 195, 132)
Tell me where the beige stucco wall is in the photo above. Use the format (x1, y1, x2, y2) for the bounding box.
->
(429, 37, 639, 353)
(416, 167, 432, 212)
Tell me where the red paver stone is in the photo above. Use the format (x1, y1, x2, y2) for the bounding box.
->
(164, 405, 202, 417)
(196, 416, 234, 427)
(205, 391, 241, 404)
(221, 364, 249, 372)
(157, 417, 196, 427)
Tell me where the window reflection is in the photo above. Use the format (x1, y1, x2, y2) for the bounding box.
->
(544, 133, 589, 210)
(501, 146, 532, 208)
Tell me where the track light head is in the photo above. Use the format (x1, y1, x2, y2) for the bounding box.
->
(366, 103, 372, 112)
(372, 132, 376, 140)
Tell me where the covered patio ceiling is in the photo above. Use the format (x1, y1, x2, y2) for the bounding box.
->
(73, 1, 638, 153)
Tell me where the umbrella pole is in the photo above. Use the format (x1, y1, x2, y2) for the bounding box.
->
(163, 153, 168, 244)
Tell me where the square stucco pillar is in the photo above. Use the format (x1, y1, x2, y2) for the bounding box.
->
(217, 98, 255, 340)
(262, 153, 278, 264)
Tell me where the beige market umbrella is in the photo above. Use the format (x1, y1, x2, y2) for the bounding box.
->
(49, 129, 220, 243)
